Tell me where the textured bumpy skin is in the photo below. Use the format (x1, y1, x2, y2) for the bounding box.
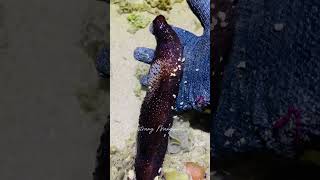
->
(134, 0, 210, 111)
(212, 0, 320, 157)
(135, 15, 183, 180)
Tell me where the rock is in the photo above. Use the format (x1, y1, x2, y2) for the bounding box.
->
(185, 162, 206, 180)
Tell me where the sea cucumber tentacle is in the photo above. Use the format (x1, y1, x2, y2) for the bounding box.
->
(134, 15, 183, 180)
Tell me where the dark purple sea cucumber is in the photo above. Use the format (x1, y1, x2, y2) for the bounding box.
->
(134, 15, 183, 180)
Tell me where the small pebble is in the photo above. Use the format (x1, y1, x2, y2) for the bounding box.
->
(128, 170, 135, 179)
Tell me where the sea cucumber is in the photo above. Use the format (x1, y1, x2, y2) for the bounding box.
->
(134, 15, 183, 180)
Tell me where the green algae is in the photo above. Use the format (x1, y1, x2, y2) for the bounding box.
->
(112, 0, 151, 14)
(135, 64, 149, 80)
(127, 13, 151, 34)
(112, 0, 184, 33)
(112, 0, 184, 14)
(133, 64, 148, 99)
(163, 168, 189, 180)
(134, 84, 144, 99)
(146, 0, 184, 11)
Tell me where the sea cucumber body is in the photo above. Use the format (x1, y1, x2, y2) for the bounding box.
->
(135, 15, 183, 180)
